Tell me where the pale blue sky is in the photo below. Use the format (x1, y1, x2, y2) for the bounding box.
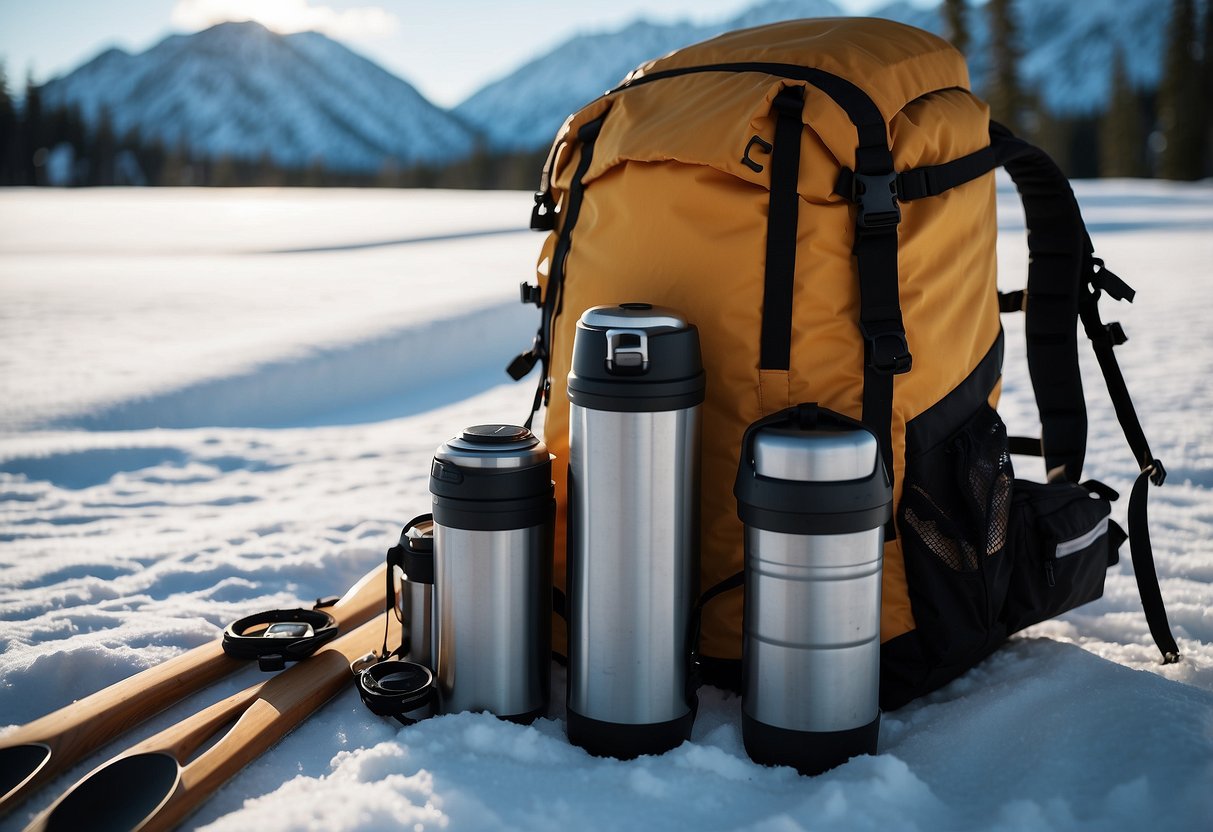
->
(0, 0, 917, 106)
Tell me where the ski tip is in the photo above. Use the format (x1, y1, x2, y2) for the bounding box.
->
(0, 742, 51, 814)
(28, 752, 180, 832)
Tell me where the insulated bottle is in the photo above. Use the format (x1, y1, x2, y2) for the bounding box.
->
(430, 425, 554, 722)
(733, 403, 891, 775)
(565, 303, 706, 758)
(393, 517, 435, 669)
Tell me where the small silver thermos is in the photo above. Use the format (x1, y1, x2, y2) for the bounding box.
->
(392, 516, 435, 669)
(733, 403, 891, 775)
(565, 303, 706, 758)
(430, 425, 554, 722)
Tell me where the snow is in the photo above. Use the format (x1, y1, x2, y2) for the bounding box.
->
(1, 181, 1212, 831)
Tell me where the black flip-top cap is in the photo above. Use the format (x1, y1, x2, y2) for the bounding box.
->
(734, 403, 892, 535)
(566, 303, 706, 413)
(461, 424, 532, 444)
(398, 518, 434, 584)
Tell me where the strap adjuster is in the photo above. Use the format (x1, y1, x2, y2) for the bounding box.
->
(519, 282, 543, 307)
(530, 191, 556, 231)
(860, 320, 912, 375)
(853, 171, 901, 229)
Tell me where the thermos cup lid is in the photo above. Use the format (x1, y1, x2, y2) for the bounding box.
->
(435, 424, 549, 471)
(735, 403, 892, 535)
(567, 303, 706, 413)
(400, 516, 435, 585)
(430, 424, 555, 532)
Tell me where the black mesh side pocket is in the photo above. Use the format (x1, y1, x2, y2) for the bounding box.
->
(1003, 480, 1123, 634)
(899, 403, 1014, 666)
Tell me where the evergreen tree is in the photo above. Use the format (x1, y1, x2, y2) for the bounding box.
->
(985, 0, 1024, 134)
(1100, 48, 1147, 177)
(1198, 0, 1208, 174)
(944, 0, 970, 56)
(0, 62, 15, 184)
(87, 105, 116, 185)
(20, 74, 44, 185)
(1157, 0, 1203, 179)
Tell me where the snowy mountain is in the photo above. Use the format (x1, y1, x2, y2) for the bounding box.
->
(41, 21, 476, 173)
(455, 0, 1168, 152)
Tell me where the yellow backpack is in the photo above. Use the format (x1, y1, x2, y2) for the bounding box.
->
(507, 17, 1178, 708)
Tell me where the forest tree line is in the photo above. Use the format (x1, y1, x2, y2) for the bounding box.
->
(0, 0, 1210, 188)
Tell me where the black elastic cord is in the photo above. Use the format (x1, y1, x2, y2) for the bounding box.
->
(685, 571, 745, 701)
(522, 116, 605, 430)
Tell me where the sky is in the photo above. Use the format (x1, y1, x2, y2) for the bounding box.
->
(0, 0, 912, 107)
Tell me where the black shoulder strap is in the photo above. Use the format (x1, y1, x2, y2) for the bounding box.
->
(989, 122, 1179, 663)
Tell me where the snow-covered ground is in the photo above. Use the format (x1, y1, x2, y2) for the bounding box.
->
(1, 182, 1211, 831)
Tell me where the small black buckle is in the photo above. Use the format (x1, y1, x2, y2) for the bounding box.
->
(859, 321, 912, 374)
(530, 191, 556, 231)
(1147, 458, 1167, 487)
(519, 282, 543, 307)
(853, 171, 901, 229)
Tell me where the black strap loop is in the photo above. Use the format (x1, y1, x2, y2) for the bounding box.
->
(759, 85, 806, 371)
(222, 608, 339, 672)
(356, 659, 437, 725)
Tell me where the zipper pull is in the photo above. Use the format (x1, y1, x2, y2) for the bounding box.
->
(1044, 560, 1056, 588)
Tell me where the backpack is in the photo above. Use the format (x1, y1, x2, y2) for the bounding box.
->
(506, 17, 1180, 709)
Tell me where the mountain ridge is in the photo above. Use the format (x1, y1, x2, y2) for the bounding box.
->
(41, 1, 1169, 169)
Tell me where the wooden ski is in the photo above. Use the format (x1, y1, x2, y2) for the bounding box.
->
(25, 613, 392, 832)
(0, 561, 388, 816)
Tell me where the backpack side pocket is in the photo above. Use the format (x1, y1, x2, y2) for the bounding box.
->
(1003, 480, 1125, 634)
(898, 402, 1015, 667)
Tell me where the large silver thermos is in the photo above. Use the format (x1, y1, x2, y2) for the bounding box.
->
(565, 303, 706, 758)
(429, 424, 554, 722)
(733, 403, 891, 775)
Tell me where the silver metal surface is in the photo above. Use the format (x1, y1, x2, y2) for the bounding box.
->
(434, 524, 551, 717)
(401, 579, 433, 668)
(435, 432, 549, 471)
(753, 428, 878, 483)
(580, 304, 686, 332)
(566, 404, 700, 724)
(743, 526, 883, 732)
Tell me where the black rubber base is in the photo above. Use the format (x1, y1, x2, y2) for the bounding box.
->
(566, 705, 695, 760)
(743, 712, 880, 776)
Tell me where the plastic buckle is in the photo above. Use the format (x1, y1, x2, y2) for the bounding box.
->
(519, 282, 543, 307)
(530, 191, 556, 231)
(1091, 257, 1135, 302)
(1104, 321, 1128, 347)
(1147, 458, 1167, 487)
(852, 171, 901, 229)
(859, 320, 912, 375)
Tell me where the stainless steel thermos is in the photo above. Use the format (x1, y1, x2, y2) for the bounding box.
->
(393, 516, 435, 669)
(429, 424, 554, 721)
(733, 403, 891, 775)
(565, 303, 706, 758)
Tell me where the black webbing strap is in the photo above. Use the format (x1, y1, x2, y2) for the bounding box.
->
(835, 144, 999, 205)
(513, 116, 605, 430)
(1077, 243, 1178, 662)
(850, 153, 907, 505)
(1128, 467, 1180, 661)
(992, 122, 1179, 663)
(990, 121, 1088, 482)
(760, 86, 807, 370)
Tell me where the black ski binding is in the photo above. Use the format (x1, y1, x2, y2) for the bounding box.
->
(222, 606, 340, 671)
